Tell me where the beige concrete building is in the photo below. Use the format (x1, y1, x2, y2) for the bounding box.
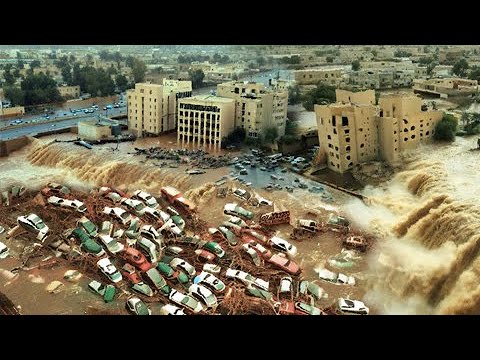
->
(294, 68, 346, 86)
(127, 80, 192, 137)
(413, 78, 478, 98)
(0, 103, 25, 118)
(315, 90, 443, 173)
(216, 81, 288, 139)
(58, 85, 81, 99)
(177, 95, 235, 149)
(78, 119, 118, 141)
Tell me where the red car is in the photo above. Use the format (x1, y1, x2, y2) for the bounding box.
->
(122, 247, 153, 272)
(248, 241, 272, 260)
(267, 254, 301, 275)
(195, 249, 216, 262)
(241, 229, 268, 245)
(276, 300, 296, 315)
(121, 263, 142, 284)
(160, 186, 197, 214)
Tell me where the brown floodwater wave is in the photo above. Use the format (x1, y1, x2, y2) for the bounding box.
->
(353, 138, 480, 314)
(25, 140, 192, 195)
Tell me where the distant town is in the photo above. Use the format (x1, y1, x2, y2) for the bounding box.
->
(0, 45, 478, 315)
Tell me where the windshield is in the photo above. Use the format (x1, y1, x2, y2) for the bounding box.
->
(84, 222, 96, 232)
(36, 221, 46, 230)
(120, 212, 129, 219)
(134, 203, 145, 211)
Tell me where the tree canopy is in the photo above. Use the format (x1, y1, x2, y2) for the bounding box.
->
(434, 113, 458, 141)
(189, 69, 205, 89)
(452, 58, 469, 77)
(302, 83, 336, 111)
(352, 60, 360, 71)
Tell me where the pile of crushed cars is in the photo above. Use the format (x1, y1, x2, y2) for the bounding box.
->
(0, 181, 370, 316)
(131, 147, 234, 170)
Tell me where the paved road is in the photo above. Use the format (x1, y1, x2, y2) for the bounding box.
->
(0, 115, 128, 141)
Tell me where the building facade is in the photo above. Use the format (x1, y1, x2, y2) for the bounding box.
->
(127, 80, 192, 137)
(413, 78, 478, 98)
(57, 85, 81, 99)
(315, 90, 443, 173)
(177, 95, 235, 149)
(294, 68, 346, 86)
(216, 81, 288, 139)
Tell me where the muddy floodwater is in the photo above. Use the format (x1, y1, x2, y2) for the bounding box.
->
(1, 131, 478, 314)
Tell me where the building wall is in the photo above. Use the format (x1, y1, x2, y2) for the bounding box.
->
(0, 106, 25, 118)
(78, 121, 112, 141)
(294, 68, 344, 86)
(127, 81, 192, 137)
(216, 81, 288, 139)
(177, 95, 235, 149)
(316, 93, 443, 173)
(336, 89, 375, 105)
(58, 85, 81, 99)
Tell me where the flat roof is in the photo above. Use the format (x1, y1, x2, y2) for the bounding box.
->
(179, 95, 234, 103)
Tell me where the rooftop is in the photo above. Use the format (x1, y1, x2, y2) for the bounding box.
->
(179, 95, 234, 104)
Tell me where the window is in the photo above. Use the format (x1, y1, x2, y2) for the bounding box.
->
(321, 118, 324, 125)
(358, 128, 363, 132)
(426, 131, 430, 135)
(346, 145, 351, 151)
(150, 90, 152, 95)
(328, 144, 332, 148)
(410, 126, 416, 131)
(345, 129, 350, 134)
(404, 137, 408, 141)
(335, 146, 338, 151)
(346, 155, 351, 160)
(327, 135, 331, 140)
(333, 128, 337, 134)
(345, 137, 350, 143)
(332, 116, 336, 127)
(403, 119, 408, 124)
(411, 134, 416, 139)
(394, 130, 397, 134)
(404, 128, 408, 132)
(342, 116, 348, 126)
(360, 143, 364, 148)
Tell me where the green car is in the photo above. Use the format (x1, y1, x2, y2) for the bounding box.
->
(132, 282, 154, 297)
(175, 270, 190, 287)
(72, 228, 105, 257)
(88, 280, 116, 303)
(224, 203, 254, 220)
(76, 217, 98, 238)
(202, 241, 225, 258)
(145, 268, 171, 295)
(245, 286, 273, 301)
(218, 226, 238, 246)
(126, 297, 151, 315)
(295, 302, 322, 315)
(157, 262, 175, 279)
(125, 218, 141, 239)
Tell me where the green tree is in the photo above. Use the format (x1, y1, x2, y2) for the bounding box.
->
(288, 84, 302, 105)
(20, 72, 62, 105)
(30, 60, 41, 69)
(3, 67, 15, 85)
(4, 86, 25, 106)
(189, 69, 205, 89)
(222, 127, 246, 147)
(302, 83, 336, 111)
(61, 63, 72, 85)
(427, 62, 437, 76)
(69, 55, 76, 64)
(131, 58, 147, 83)
(107, 64, 118, 76)
(371, 49, 378, 58)
(264, 126, 279, 144)
(434, 113, 458, 141)
(256, 56, 266, 67)
(452, 58, 469, 77)
(394, 49, 412, 57)
(86, 54, 94, 66)
(326, 56, 334, 63)
(17, 59, 24, 69)
(419, 57, 434, 66)
(115, 74, 129, 92)
(468, 66, 480, 81)
(352, 60, 361, 71)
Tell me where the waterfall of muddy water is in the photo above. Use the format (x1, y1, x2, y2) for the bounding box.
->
(344, 137, 480, 314)
(16, 139, 193, 195)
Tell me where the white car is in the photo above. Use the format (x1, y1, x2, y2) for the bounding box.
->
(140, 225, 161, 242)
(169, 289, 203, 313)
(317, 268, 355, 286)
(254, 195, 273, 207)
(203, 263, 221, 275)
(159, 218, 183, 237)
(242, 243, 261, 266)
(159, 304, 186, 315)
(0, 241, 10, 259)
(105, 192, 123, 203)
(170, 258, 196, 278)
(279, 276, 293, 293)
(189, 284, 218, 309)
(225, 268, 269, 291)
(97, 257, 122, 283)
(232, 188, 250, 201)
(121, 198, 148, 216)
(103, 207, 131, 225)
(337, 298, 369, 315)
(193, 271, 226, 293)
(98, 233, 124, 254)
(17, 213, 49, 242)
(269, 236, 297, 258)
(227, 216, 247, 228)
(126, 296, 152, 315)
(47, 196, 87, 213)
(132, 190, 159, 209)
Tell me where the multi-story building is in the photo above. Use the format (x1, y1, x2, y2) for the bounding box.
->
(57, 85, 80, 99)
(315, 90, 443, 173)
(177, 95, 235, 149)
(294, 67, 346, 86)
(216, 81, 288, 139)
(413, 78, 478, 98)
(127, 80, 192, 137)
